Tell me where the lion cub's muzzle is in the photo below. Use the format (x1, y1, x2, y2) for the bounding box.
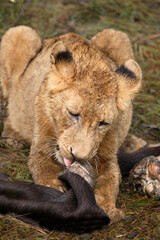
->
(57, 144, 96, 167)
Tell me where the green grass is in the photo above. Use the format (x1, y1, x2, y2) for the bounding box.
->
(0, 0, 160, 239)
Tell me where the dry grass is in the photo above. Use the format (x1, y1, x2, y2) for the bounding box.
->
(0, 0, 160, 239)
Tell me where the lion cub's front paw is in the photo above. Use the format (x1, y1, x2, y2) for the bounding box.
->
(5, 138, 25, 149)
(95, 194, 125, 222)
(1, 131, 27, 149)
(37, 178, 66, 192)
(107, 208, 125, 222)
(100, 203, 124, 222)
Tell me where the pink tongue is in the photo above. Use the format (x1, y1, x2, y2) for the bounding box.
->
(64, 158, 73, 167)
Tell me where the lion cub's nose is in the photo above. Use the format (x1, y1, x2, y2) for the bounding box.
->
(70, 146, 76, 158)
(70, 146, 89, 160)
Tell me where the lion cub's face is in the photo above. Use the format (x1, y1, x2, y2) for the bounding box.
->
(43, 39, 142, 166)
(51, 87, 118, 166)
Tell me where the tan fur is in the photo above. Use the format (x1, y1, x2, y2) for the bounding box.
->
(121, 134, 147, 152)
(0, 27, 142, 220)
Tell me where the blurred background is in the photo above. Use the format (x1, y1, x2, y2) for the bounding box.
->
(0, 1, 160, 239)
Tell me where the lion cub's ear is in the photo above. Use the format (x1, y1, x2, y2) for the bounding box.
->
(50, 41, 75, 79)
(116, 59, 142, 110)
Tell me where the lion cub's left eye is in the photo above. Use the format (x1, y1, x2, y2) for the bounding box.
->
(99, 121, 110, 128)
(68, 110, 80, 121)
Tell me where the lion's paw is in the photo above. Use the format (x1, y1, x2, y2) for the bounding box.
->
(95, 194, 125, 222)
(4, 138, 25, 149)
(37, 178, 66, 192)
(107, 208, 125, 222)
(1, 130, 27, 149)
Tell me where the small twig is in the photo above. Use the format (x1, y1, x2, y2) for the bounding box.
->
(146, 43, 160, 49)
(132, 33, 160, 44)
(11, 0, 32, 26)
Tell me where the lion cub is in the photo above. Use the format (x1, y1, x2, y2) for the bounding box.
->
(0, 26, 142, 220)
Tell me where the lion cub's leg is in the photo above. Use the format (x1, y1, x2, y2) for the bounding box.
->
(28, 145, 65, 191)
(2, 118, 27, 149)
(121, 134, 147, 153)
(94, 160, 124, 221)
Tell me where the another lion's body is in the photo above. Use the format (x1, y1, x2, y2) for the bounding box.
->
(0, 26, 142, 220)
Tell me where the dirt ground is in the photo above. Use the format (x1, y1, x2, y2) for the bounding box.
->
(0, 0, 160, 239)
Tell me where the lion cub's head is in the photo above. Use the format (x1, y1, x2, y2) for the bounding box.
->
(42, 34, 142, 166)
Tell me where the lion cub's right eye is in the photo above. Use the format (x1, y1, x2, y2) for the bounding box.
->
(99, 121, 110, 128)
(67, 110, 79, 121)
